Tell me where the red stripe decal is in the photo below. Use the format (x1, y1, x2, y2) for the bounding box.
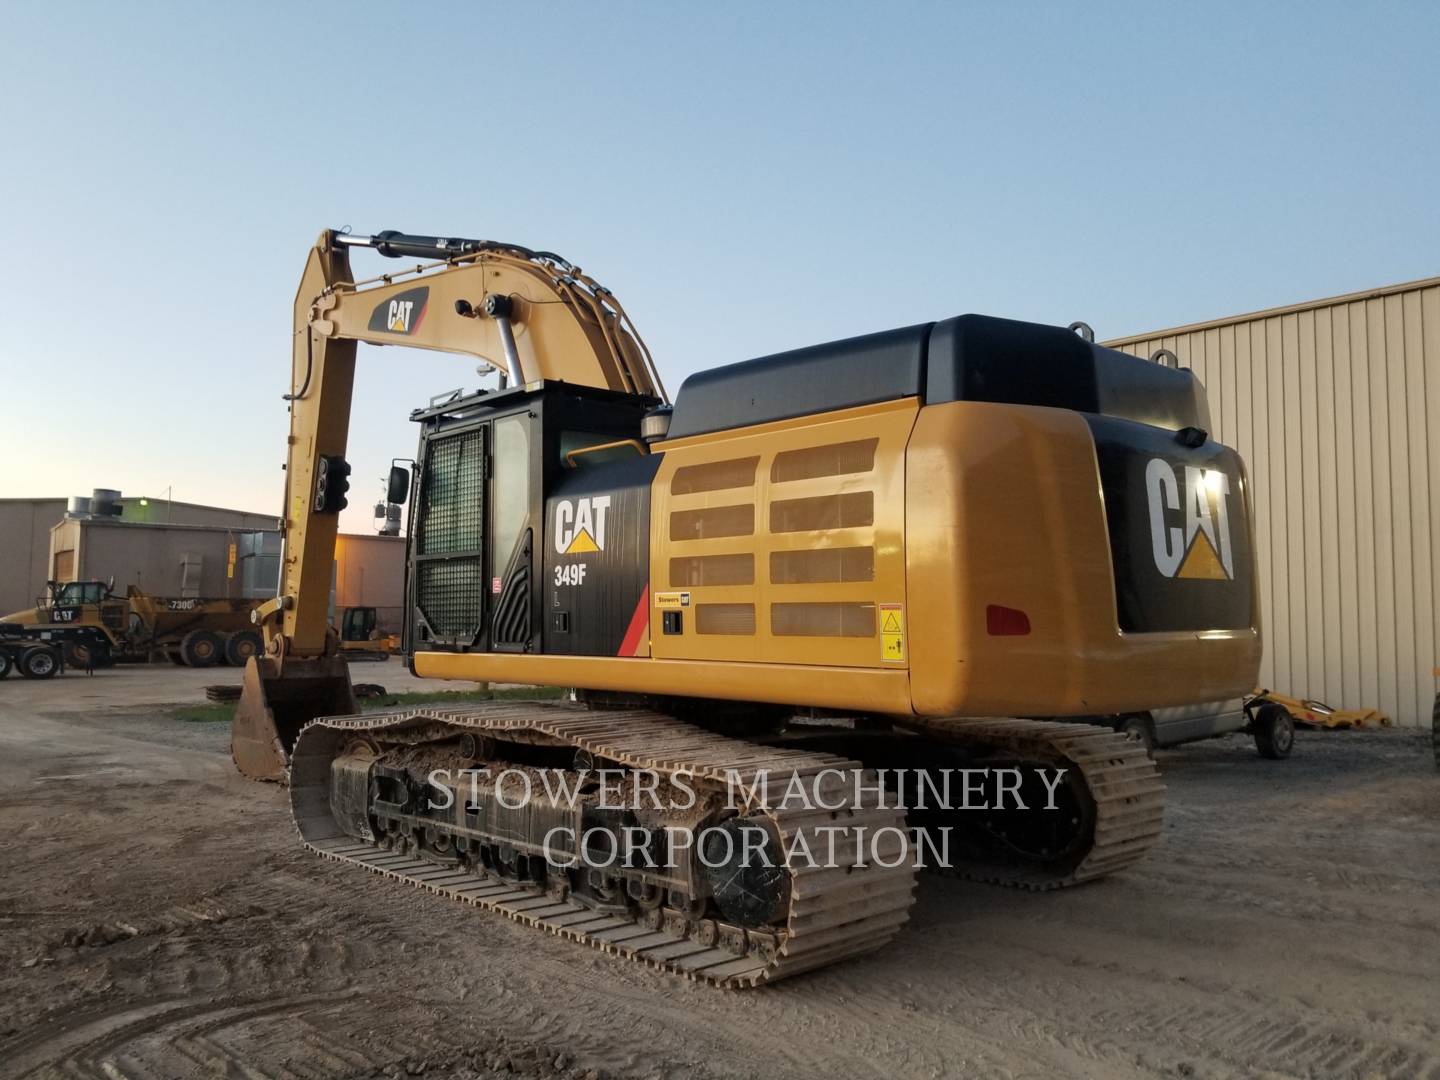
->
(616, 585, 650, 656)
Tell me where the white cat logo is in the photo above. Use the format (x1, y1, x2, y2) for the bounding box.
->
(368, 287, 429, 336)
(1145, 460, 1233, 580)
(387, 299, 415, 333)
(555, 495, 611, 555)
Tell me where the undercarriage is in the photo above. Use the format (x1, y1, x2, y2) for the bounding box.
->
(291, 702, 1162, 985)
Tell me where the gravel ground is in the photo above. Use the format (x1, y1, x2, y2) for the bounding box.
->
(0, 665, 1436, 1079)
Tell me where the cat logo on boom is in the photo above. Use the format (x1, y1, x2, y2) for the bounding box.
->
(1145, 459, 1234, 581)
(387, 301, 415, 332)
(365, 286, 429, 336)
(555, 495, 611, 555)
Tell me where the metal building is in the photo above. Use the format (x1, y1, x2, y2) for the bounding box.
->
(43, 521, 405, 634)
(48, 517, 270, 599)
(0, 492, 276, 614)
(1107, 276, 1439, 728)
(2, 490, 406, 636)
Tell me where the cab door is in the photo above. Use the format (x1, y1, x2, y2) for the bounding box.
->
(409, 408, 538, 654)
(412, 423, 489, 650)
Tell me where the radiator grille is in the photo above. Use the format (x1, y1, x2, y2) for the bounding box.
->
(671, 455, 759, 494)
(772, 601, 876, 637)
(696, 603, 756, 635)
(770, 546, 874, 584)
(670, 553, 755, 587)
(770, 490, 874, 532)
(669, 503, 755, 541)
(770, 438, 877, 482)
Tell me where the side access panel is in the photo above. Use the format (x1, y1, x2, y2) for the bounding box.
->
(650, 398, 918, 670)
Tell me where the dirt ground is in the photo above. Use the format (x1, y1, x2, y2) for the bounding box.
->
(1, 665, 1437, 1080)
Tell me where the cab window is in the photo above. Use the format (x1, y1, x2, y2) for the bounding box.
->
(56, 582, 106, 604)
(342, 607, 376, 641)
(493, 414, 532, 565)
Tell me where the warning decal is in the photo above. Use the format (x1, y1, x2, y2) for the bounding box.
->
(879, 603, 906, 662)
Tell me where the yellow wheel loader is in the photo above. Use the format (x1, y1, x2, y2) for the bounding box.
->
(235, 229, 1262, 985)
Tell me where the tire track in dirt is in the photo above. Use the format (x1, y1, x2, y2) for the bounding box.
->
(3, 703, 1438, 1080)
(885, 899, 1440, 1080)
(13, 830, 1438, 1080)
(0, 994, 357, 1078)
(4, 859, 761, 1078)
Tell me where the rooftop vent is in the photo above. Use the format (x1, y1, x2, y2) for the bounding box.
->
(90, 489, 123, 517)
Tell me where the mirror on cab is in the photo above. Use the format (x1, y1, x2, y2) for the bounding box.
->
(387, 464, 410, 505)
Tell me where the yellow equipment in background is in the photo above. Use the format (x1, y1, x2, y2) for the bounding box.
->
(1248, 690, 1391, 730)
(336, 605, 399, 661)
(1, 581, 263, 668)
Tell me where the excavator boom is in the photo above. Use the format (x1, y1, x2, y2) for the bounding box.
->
(232, 229, 664, 779)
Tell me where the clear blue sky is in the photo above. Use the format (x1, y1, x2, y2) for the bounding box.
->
(3, 2, 1436, 532)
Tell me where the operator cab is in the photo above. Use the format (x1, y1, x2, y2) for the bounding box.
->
(47, 581, 109, 606)
(399, 382, 657, 663)
(36, 579, 126, 634)
(340, 606, 378, 642)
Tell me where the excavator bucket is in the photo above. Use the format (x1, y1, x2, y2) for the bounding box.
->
(232, 654, 356, 781)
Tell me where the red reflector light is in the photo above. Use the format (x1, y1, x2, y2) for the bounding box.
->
(986, 605, 1031, 636)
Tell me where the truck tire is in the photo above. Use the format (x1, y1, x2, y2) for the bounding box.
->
(1118, 714, 1155, 754)
(223, 630, 263, 667)
(1252, 702, 1294, 760)
(65, 638, 113, 669)
(1432, 691, 1438, 770)
(0, 650, 12, 679)
(180, 629, 222, 668)
(20, 646, 60, 679)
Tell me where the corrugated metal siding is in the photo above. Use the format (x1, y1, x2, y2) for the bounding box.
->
(1106, 278, 1440, 727)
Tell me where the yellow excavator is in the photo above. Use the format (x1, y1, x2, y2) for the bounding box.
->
(235, 229, 1263, 986)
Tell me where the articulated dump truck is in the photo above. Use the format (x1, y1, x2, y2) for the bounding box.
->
(1, 581, 262, 668)
(235, 229, 1261, 986)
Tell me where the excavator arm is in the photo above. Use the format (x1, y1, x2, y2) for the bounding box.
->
(233, 229, 664, 780)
